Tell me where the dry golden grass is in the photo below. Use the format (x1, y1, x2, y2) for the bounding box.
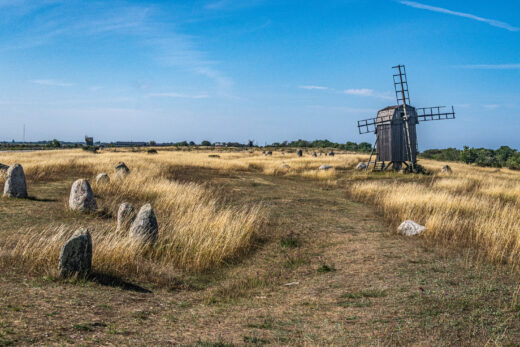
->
(0, 149, 266, 281)
(349, 159, 520, 267)
(4, 147, 520, 280)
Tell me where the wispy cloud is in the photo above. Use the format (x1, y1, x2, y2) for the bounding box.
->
(299, 85, 328, 90)
(30, 79, 74, 87)
(399, 1, 519, 32)
(343, 88, 393, 100)
(147, 92, 209, 99)
(457, 64, 520, 70)
(484, 104, 500, 110)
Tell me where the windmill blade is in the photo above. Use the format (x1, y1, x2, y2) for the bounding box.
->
(416, 106, 456, 122)
(357, 113, 395, 134)
(392, 65, 410, 107)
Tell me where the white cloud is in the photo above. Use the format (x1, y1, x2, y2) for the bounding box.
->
(484, 104, 500, 110)
(400, 1, 519, 32)
(343, 88, 373, 96)
(343, 88, 393, 100)
(147, 92, 209, 99)
(457, 64, 520, 70)
(299, 85, 328, 90)
(30, 79, 74, 87)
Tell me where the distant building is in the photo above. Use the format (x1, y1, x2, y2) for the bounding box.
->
(85, 136, 94, 146)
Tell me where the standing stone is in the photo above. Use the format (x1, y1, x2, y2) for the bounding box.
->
(356, 162, 368, 171)
(312, 152, 317, 157)
(58, 228, 92, 277)
(95, 173, 110, 185)
(318, 165, 333, 171)
(398, 220, 425, 236)
(267, 151, 272, 156)
(117, 202, 136, 231)
(297, 149, 303, 157)
(441, 165, 452, 173)
(3, 164, 28, 198)
(69, 179, 97, 212)
(328, 151, 335, 156)
(115, 162, 130, 177)
(129, 203, 158, 242)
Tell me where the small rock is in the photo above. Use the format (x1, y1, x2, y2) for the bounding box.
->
(69, 179, 97, 212)
(130, 203, 158, 242)
(3, 164, 28, 198)
(398, 220, 425, 236)
(356, 162, 368, 171)
(328, 151, 335, 156)
(441, 165, 452, 173)
(58, 228, 92, 277)
(95, 173, 110, 185)
(318, 165, 333, 171)
(115, 162, 130, 176)
(296, 149, 303, 157)
(267, 151, 272, 156)
(117, 202, 136, 231)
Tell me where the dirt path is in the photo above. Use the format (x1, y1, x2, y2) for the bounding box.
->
(1, 171, 519, 346)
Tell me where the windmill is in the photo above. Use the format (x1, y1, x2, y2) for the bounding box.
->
(357, 65, 455, 172)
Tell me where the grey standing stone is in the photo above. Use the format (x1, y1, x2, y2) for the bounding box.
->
(3, 164, 28, 198)
(117, 202, 136, 231)
(58, 228, 92, 277)
(129, 203, 158, 242)
(441, 165, 452, 173)
(297, 149, 303, 157)
(96, 173, 110, 185)
(356, 162, 368, 171)
(69, 179, 97, 212)
(115, 162, 130, 176)
(328, 151, 335, 156)
(398, 220, 425, 236)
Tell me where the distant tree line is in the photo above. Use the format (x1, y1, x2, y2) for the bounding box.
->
(267, 139, 372, 152)
(421, 146, 520, 169)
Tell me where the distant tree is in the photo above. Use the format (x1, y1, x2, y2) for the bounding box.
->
(357, 142, 372, 152)
(189, 141, 195, 146)
(51, 139, 61, 148)
(201, 140, 212, 146)
(149, 140, 156, 146)
(248, 140, 254, 147)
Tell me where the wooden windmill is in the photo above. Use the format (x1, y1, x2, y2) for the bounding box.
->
(357, 65, 455, 172)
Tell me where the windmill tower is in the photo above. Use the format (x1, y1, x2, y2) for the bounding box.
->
(357, 65, 456, 172)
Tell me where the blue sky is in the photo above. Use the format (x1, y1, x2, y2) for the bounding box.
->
(0, 0, 519, 149)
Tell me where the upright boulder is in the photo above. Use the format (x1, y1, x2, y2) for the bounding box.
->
(58, 228, 92, 277)
(115, 162, 130, 177)
(117, 202, 136, 231)
(3, 164, 28, 198)
(441, 165, 452, 173)
(312, 152, 317, 157)
(398, 220, 425, 236)
(69, 179, 97, 212)
(356, 162, 368, 171)
(297, 149, 303, 157)
(328, 151, 335, 156)
(95, 173, 110, 185)
(129, 203, 158, 242)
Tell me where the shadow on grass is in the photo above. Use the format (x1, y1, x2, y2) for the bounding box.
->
(27, 196, 59, 202)
(88, 272, 152, 293)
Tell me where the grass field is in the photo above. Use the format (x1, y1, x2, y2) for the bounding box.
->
(1, 148, 520, 345)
